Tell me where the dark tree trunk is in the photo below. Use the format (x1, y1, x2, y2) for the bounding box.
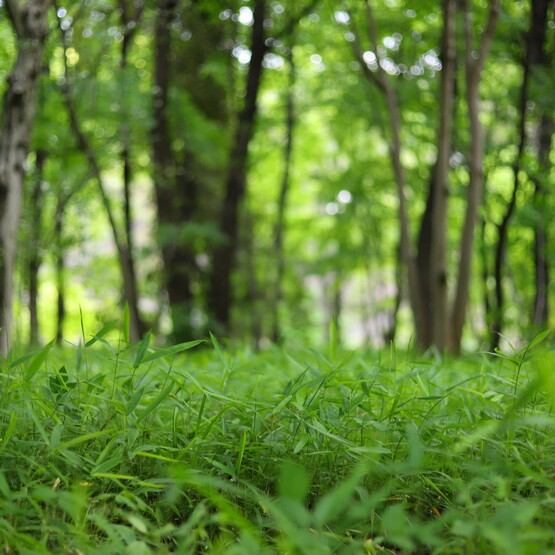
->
(151, 0, 200, 342)
(415, 171, 436, 349)
(531, 0, 554, 328)
(491, 0, 550, 350)
(209, 0, 267, 333)
(532, 111, 553, 327)
(28, 149, 46, 346)
(55, 198, 66, 345)
(271, 45, 296, 344)
(0, 0, 50, 355)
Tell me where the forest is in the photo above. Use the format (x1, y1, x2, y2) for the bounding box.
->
(0, 1, 555, 554)
(0, 0, 552, 354)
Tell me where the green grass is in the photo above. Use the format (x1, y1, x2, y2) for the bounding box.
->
(0, 328, 555, 554)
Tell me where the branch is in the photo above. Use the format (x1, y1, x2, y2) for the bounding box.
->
(364, 0, 388, 90)
(52, 0, 126, 257)
(4, 0, 22, 36)
(273, 0, 321, 42)
(465, 0, 500, 79)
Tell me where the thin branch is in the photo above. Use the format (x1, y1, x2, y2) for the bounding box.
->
(347, 8, 384, 92)
(364, 0, 389, 90)
(53, 0, 125, 255)
(4, 0, 22, 36)
(273, 0, 321, 43)
(474, 0, 500, 77)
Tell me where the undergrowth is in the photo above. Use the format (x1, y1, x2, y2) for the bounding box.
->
(0, 324, 554, 554)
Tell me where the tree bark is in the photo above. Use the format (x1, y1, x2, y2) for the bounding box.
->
(353, 0, 425, 347)
(429, 0, 456, 352)
(208, 0, 267, 332)
(151, 0, 202, 342)
(532, 112, 553, 327)
(54, 196, 66, 345)
(0, 0, 50, 355)
(118, 0, 147, 339)
(271, 45, 296, 344)
(490, 0, 550, 349)
(56, 2, 145, 343)
(28, 149, 46, 346)
(531, 0, 554, 328)
(450, 0, 500, 353)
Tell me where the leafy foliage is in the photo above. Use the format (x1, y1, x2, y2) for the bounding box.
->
(0, 327, 554, 553)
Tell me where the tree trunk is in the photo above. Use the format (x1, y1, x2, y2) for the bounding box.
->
(450, 0, 500, 354)
(531, 0, 554, 328)
(57, 8, 145, 343)
(356, 0, 425, 347)
(271, 45, 296, 344)
(0, 0, 50, 355)
(28, 149, 46, 346)
(415, 170, 436, 348)
(532, 111, 553, 327)
(151, 0, 201, 342)
(118, 0, 147, 340)
(490, 0, 550, 349)
(429, 0, 456, 352)
(209, 0, 267, 332)
(55, 197, 66, 345)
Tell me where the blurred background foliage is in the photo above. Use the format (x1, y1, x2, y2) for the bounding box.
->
(0, 0, 553, 353)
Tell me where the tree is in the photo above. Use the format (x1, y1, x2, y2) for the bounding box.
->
(0, 0, 50, 355)
(55, 0, 146, 342)
(208, 0, 268, 332)
(490, 0, 551, 349)
(450, 0, 500, 353)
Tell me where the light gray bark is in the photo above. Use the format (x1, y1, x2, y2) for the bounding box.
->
(430, 0, 456, 352)
(450, 0, 500, 353)
(0, 0, 51, 355)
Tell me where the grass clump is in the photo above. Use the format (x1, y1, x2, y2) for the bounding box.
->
(0, 328, 554, 554)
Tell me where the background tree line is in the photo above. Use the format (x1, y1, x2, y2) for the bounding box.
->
(0, 0, 553, 354)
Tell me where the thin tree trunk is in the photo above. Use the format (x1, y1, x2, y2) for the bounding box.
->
(354, 0, 425, 347)
(119, 0, 146, 338)
(55, 197, 66, 345)
(450, 0, 500, 354)
(209, 0, 267, 332)
(271, 45, 296, 344)
(55, 2, 145, 342)
(490, 0, 549, 350)
(28, 149, 47, 346)
(415, 170, 435, 348)
(0, 0, 50, 355)
(532, 111, 553, 326)
(531, 0, 554, 327)
(429, 0, 456, 352)
(244, 211, 263, 350)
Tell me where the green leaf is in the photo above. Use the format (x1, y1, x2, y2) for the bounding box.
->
(125, 386, 145, 415)
(0, 411, 18, 455)
(85, 320, 118, 347)
(137, 383, 174, 423)
(313, 466, 364, 525)
(133, 331, 152, 368)
(122, 303, 130, 344)
(278, 460, 310, 503)
(24, 341, 53, 382)
(140, 340, 204, 364)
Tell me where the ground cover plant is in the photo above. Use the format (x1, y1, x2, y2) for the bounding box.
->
(1, 324, 555, 554)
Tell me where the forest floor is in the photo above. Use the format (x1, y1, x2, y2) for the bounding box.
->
(1, 329, 554, 554)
